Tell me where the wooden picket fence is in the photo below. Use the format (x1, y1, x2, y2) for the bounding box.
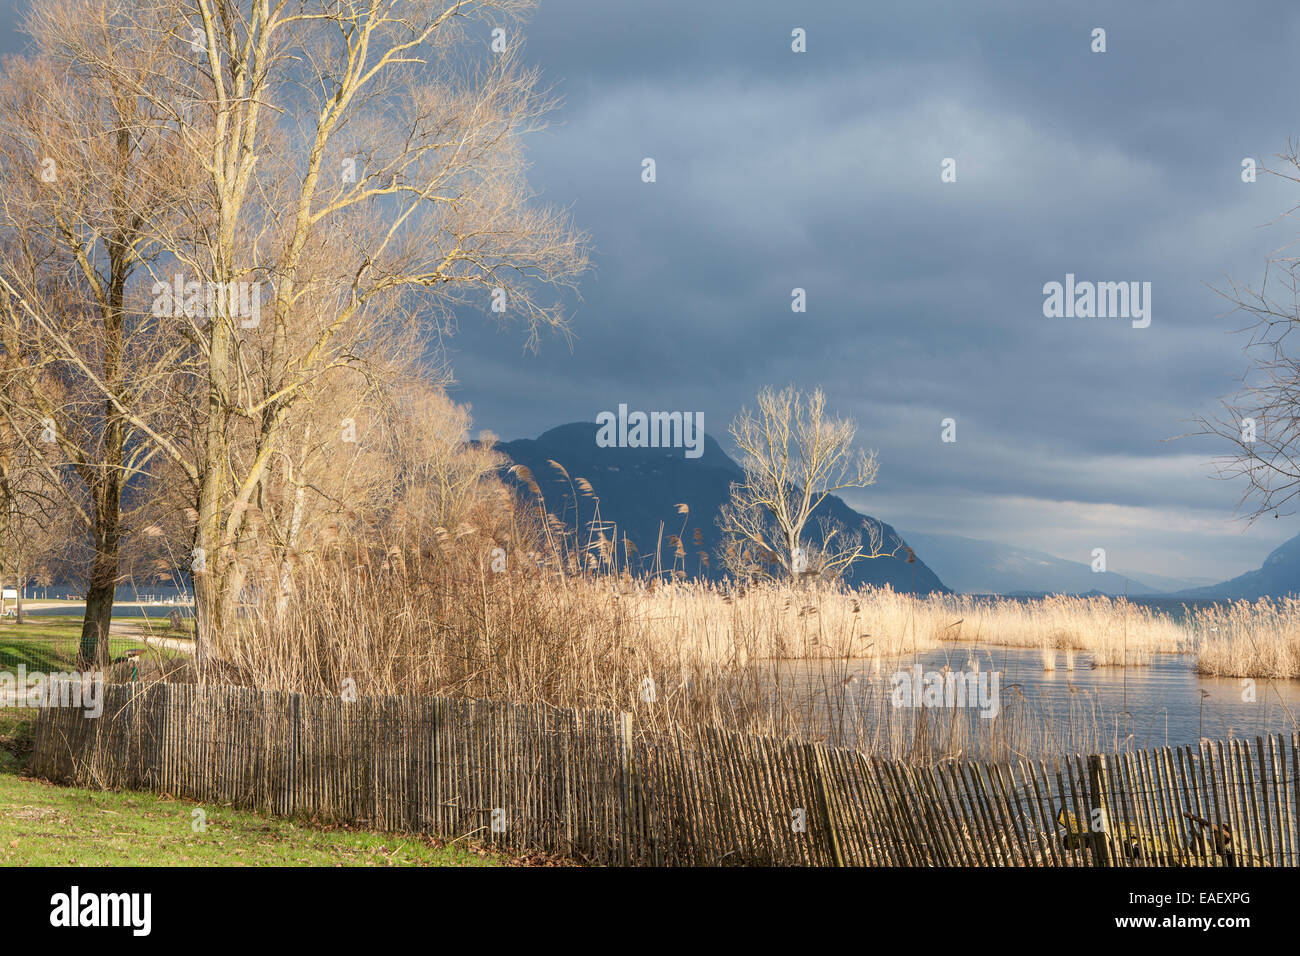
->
(28, 681, 1300, 866)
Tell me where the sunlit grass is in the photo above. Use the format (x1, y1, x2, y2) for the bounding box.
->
(0, 616, 187, 671)
(0, 711, 502, 867)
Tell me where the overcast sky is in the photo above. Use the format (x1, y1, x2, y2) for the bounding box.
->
(443, 0, 1300, 581)
(5, 0, 1298, 581)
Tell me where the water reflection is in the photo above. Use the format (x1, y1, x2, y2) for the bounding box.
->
(770, 642, 1300, 758)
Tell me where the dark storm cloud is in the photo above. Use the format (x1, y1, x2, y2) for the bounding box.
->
(2, 1, 1294, 578)
(446, 0, 1300, 580)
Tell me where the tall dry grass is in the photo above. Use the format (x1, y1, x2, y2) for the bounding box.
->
(197, 532, 1185, 763)
(188, 461, 1300, 763)
(1192, 598, 1300, 678)
(904, 593, 1191, 666)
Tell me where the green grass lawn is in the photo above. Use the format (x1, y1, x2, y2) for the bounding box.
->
(0, 616, 185, 671)
(0, 711, 516, 867)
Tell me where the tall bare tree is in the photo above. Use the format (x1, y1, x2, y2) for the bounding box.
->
(0, 0, 193, 661)
(0, 0, 588, 664)
(718, 385, 893, 583)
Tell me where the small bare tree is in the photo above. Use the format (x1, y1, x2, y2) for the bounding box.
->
(376, 382, 508, 542)
(1196, 143, 1300, 521)
(718, 385, 894, 584)
(0, 416, 72, 623)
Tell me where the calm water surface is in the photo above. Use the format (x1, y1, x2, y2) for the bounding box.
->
(775, 641, 1300, 754)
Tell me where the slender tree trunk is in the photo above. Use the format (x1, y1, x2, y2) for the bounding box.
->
(78, 203, 128, 669)
(786, 528, 801, 584)
(77, 512, 119, 671)
(192, 524, 218, 675)
(78, 460, 123, 667)
(194, 304, 236, 673)
(0, 484, 10, 620)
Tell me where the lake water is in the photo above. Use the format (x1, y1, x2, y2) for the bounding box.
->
(775, 641, 1300, 757)
(18, 583, 193, 620)
(16, 583, 190, 602)
(29, 602, 194, 619)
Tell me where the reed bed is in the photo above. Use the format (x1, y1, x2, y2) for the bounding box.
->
(912, 593, 1191, 666)
(196, 543, 1193, 763)
(180, 457, 1300, 764)
(1191, 598, 1300, 678)
(603, 584, 1193, 670)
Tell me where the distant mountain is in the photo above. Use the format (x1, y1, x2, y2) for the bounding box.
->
(896, 530, 1203, 596)
(1177, 532, 1300, 600)
(494, 422, 947, 594)
(1117, 568, 1218, 595)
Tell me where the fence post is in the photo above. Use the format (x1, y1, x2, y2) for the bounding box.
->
(1087, 754, 1114, 867)
(813, 745, 845, 867)
(289, 692, 301, 818)
(618, 711, 633, 866)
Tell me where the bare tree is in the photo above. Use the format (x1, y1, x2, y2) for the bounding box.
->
(718, 385, 894, 583)
(377, 383, 507, 538)
(0, 415, 72, 624)
(0, 0, 589, 664)
(1196, 143, 1300, 522)
(0, 1, 193, 662)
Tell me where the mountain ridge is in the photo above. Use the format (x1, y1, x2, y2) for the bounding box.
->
(1176, 531, 1300, 599)
(493, 422, 948, 594)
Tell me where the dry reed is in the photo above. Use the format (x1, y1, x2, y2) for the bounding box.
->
(195, 539, 1185, 763)
(1192, 598, 1300, 678)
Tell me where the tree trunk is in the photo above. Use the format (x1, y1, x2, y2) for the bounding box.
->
(78, 535, 118, 671)
(192, 535, 216, 675)
(78, 470, 120, 661)
(79, 234, 125, 670)
(78, 561, 116, 668)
